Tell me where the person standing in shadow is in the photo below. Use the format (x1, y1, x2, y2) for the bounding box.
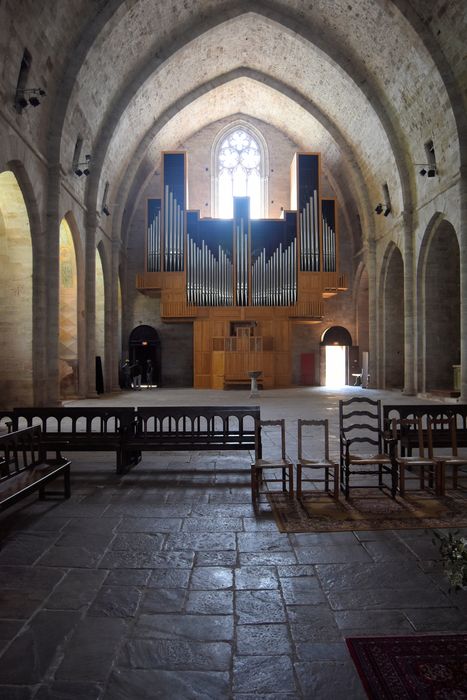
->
(132, 361, 142, 390)
(146, 359, 154, 389)
(121, 359, 132, 390)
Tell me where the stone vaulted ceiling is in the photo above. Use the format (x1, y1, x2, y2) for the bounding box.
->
(2, 0, 465, 252)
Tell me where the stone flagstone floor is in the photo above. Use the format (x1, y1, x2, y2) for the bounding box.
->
(1, 387, 467, 699)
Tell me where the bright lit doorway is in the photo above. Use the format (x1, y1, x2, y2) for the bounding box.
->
(325, 345, 346, 386)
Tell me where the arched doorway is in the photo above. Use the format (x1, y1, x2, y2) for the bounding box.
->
(383, 245, 404, 389)
(59, 217, 79, 398)
(0, 171, 33, 407)
(129, 325, 161, 386)
(320, 326, 352, 387)
(420, 219, 460, 393)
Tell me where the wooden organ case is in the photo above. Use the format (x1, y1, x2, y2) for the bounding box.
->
(136, 151, 347, 389)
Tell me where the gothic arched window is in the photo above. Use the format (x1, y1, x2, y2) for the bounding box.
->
(213, 124, 268, 219)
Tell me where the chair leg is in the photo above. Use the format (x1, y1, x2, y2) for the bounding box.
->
(399, 464, 405, 497)
(296, 466, 302, 498)
(391, 464, 397, 498)
(288, 467, 293, 497)
(333, 465, 339, 499)
(282, 467, 287, 492)
(343, 464, 350, 500)
(251, 467, 258, 501)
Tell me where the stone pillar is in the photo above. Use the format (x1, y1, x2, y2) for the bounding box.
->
(85, 209, 98, 397)
(45, 164, 61, 405)
(109, 235, 122, 392)
(460, 167, 467, 402)
(366, 239, 378, 388)
(402, 209, 416, 395)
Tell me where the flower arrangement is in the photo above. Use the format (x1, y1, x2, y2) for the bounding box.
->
(433, 530, 467, 591)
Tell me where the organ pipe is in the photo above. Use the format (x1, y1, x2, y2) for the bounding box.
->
(300, 192, 320, 271)
(163, 184, 184, 271)
(322, 215, 336, 272)
(147, 205, 161, 272)
(235, 219, 248, 306)
(186, 234, 234, 306)
(251, 239, 297, 306)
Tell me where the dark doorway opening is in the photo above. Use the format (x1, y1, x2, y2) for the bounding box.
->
(129, 325, 161, 386)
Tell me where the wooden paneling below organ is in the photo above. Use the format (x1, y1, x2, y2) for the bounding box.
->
(137, 151, 347, 389)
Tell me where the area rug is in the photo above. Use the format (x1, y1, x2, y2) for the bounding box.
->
(268, 489, 467, 533)
(346, 634, 467, 699)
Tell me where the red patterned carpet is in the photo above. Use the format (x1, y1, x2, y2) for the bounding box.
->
(346, 634, 467, 699)
(268, 489, 467, 533)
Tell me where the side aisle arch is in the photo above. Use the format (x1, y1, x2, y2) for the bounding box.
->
(380, 242, 404, 389)
(0, 170, 34, 407)
(417, 215, 460, 394)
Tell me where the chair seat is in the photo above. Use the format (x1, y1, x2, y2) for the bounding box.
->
(396, 455, 437, 466)
(252, 458, 292, 468)
(298, 458, 338, 468)
(436, 456, 467, 466)
(347, 453, 391, 465)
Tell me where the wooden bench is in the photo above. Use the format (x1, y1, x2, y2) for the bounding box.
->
(124, 405, 261, 464)
(0, 426, 71, 511)
(12, 407, 139, 474)
(383, 404, 467, 456)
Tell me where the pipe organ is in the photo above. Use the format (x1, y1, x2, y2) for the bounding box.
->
(186, 214, 234, 307)
(138, 151, 347, 389)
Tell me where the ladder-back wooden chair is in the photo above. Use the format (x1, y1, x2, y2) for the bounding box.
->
(339, 397, 396, 499)
(251, 419, 293, 502)
(427, 415, 467, 496)
(296, 419, 339, 500)
(391, 417, 439, 496)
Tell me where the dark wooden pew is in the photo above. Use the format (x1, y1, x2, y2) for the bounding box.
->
(12, 407, 139, 473)
(383, 404, 467, 456)
(10, 406, 260, 475)
(123, 405, 261, 469)
(0, 426, 71, 511)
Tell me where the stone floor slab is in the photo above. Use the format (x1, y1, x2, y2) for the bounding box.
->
(233, 655, 296, 694)
(134, 613, 234, 642)
(104, 668, 230, 700)
(120, 639, 232, 671)
(236, 623, 291, 655)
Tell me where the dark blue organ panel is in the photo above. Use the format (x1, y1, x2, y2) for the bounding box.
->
(296, 154, 320, 272)
(163, 153, 186, 211)
(187, 212, 233, 257)
(147, 199, 161, 272)
(298, 154, 319, 211)
(163, 152, 186, 271)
